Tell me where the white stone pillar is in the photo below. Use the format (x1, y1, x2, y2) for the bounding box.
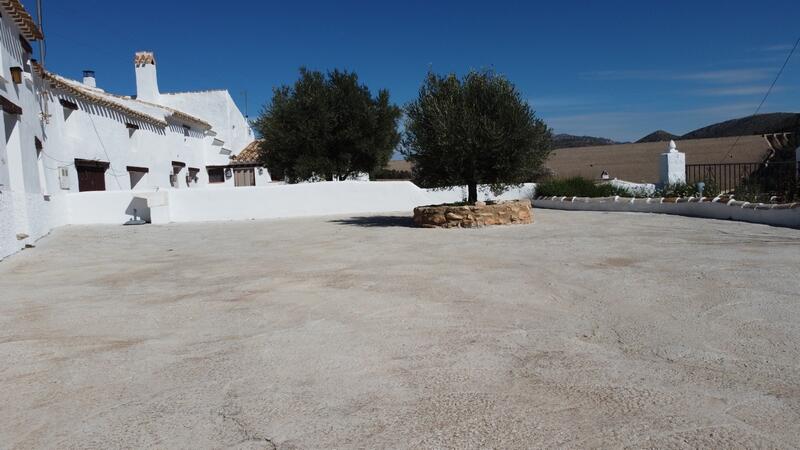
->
(660, 140, 686, 186)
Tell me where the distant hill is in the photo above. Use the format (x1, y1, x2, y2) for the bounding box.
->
(636, 130, 678, 143)
(681, 113, 800, 140)
(552, 134, 622, 149)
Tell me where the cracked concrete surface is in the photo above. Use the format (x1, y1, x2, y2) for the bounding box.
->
(1, 209, 800, 448)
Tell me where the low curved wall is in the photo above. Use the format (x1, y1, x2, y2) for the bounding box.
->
(413, 200, 533, 228)
(534, 196, 800, 229)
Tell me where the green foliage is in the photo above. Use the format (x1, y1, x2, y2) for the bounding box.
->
(402, 69, 552, 203)
(652, 183, 701, 198)
(536, 177, 629, 198)
(371, 168, 412, 180)
(254, 68, 402, 183)
(732, 154, 798, 202)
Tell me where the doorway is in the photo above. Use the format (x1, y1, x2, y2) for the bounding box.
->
(233, 168, 255, 187)
(75, 159, 109, 192)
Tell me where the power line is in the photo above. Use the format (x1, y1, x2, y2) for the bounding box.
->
(719, 36, 800, 163)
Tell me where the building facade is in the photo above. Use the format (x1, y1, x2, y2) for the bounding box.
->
(0, 1, 266, 259)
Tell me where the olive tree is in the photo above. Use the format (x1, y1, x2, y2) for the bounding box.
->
(403, 70, 552, 203)
(254, 68, 401, 183)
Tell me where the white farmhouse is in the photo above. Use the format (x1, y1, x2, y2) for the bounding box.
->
(37, 51, 268, 192)
(0, 0, 268, 259)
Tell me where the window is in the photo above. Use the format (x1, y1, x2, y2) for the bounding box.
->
(171, 161, 185, 188)
(9, 67, 22, 84)
(187, 167, 199, 186)
(59, 99, 78, 110)
(127, 166, 148, 189)
(208, 167, 225, 184)
(35, 138, 47, 196)
(0, 95, 22, 115)
(19, 35, 33, 54)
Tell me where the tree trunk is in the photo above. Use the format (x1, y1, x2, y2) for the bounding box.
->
(468, 183, 478, 204)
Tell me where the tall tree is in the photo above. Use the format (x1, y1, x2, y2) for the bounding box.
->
(254, 68, 401, 183)
(403, 70, 552, 203)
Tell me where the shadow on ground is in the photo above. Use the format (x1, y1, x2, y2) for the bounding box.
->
(329, 216, 416, 228)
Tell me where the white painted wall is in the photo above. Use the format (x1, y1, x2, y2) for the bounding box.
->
(535, 196, 800, 229)
(158, 181, 433, 222)
(606, 179, 656, 196)
(41, 93, 210, 192)
(424, 184, 537, 205)
(0, 191, 17, 258)
(158, 90, 254, 164)
(66, 191, 151, 225)
(0, 9, 58, 258)
(147, 182, 536, 224)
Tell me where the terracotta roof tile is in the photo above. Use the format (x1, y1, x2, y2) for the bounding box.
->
(36, 64, 212, 131)
(134, 51, 155, 66)
(231, 140, 262, 163)
(36, 65, 168, 128)
(1, 0, 43, 40)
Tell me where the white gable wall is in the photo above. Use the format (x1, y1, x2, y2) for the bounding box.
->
(158, 90, 254, 165)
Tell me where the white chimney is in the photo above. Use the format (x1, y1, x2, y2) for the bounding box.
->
(82, 70, 96, 88)
(134, 51, 159, 102)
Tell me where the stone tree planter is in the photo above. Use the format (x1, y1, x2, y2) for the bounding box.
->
(413, 199, 533, 228)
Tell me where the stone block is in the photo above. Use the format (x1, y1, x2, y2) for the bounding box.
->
(413, 200, 533, 228)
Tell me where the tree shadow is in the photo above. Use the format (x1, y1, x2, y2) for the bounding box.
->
(329, 215, 416, 228)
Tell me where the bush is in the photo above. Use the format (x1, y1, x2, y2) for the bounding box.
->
(652, 183, 700, 198)
(371, 168, 412, 180)
(403, 70, 552, 203)
(536, 177, 629, 197)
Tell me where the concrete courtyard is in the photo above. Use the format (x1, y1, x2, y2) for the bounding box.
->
(2, 209, 800, 448)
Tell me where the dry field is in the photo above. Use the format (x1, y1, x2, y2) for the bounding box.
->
(1, 209, 799, 448)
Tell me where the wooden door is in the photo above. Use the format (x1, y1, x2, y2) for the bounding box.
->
(234, 168, 255, 187)
(77, 166, 106, 191)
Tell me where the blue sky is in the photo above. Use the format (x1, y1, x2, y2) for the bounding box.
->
(25, 0, 800, 143)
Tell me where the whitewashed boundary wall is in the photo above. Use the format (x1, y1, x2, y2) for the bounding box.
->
(148, 182, 536, 223)
(0, 191, 67, 260)
(66, 191, 152, 225)
(152, 182, 431, 223)
(1, 182, 537, 259)
(424, 184, 537, 205)
(535, 196, 800, 229)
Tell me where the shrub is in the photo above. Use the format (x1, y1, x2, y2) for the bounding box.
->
(371, 168, 412, 180)
(652, 183, 700, 198)
(255, 68, 401, 183)
(403, 70, 552, 203)
(536, 177, 629, 198)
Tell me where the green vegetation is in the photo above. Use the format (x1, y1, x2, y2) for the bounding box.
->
(403, 70, 552, 203)
(371, 168, 412, 180)
(652, 182, 702, 198)
(536, 177, 629, 198)
(254, 68, 402, 183)
(552, 134, 621, 149)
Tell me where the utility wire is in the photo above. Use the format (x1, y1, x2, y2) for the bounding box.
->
(719, 36, 800, 163)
